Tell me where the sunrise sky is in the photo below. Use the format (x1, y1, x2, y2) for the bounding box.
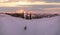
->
(0, 0, 60, 7)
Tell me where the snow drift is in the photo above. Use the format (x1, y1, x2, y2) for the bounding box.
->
(0, 14, 60, 35)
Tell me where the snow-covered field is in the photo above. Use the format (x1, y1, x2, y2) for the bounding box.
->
(0, 14, 60, 35)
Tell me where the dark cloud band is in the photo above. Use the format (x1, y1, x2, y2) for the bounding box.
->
(45, 0, 60, 2)
(24, 0, 60, 3)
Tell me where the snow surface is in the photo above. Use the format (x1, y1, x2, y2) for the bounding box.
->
(0, 14, 60, 35)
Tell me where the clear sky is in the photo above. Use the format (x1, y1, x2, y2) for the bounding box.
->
(0, 0, 60, 7)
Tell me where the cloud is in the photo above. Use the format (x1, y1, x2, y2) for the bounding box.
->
(0, 0, 8, 2)
(0, 0, 43, 2)
(18, 0, 60, 3)
(8, 0, 19, 2)
(24, 0, 60, 3)
(0, 0, 20, 2)
(0, 2, 18, 7)
(45, 0, 60, 3)
(0, 0, 60, 3)
(24, 0, 43, 2)
(0, 0, 60, 7)
(20, 0, 60, 3)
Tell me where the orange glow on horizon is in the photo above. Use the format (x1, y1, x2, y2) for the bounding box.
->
(16, 9, 25, 14)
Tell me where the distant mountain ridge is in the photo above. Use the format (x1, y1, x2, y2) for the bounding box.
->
(0, 5, 60, 12)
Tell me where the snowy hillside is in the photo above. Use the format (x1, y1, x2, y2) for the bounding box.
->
(0, 14, 60, 35)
